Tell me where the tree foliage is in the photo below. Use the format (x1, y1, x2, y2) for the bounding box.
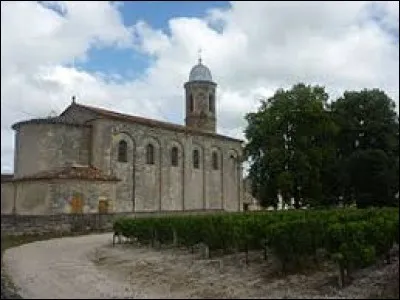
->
(347, 149, 398, 208)
(245, 85, 399, 208)
(245, 83, 338, 208)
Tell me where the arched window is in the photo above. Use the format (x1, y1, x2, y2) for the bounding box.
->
(193, 149, 200, 169)
(146, 144, 155, 165)
(189, 94, 194, 112)
(230, 154, 236, 168)
(209, 94, 214, 113)
(171, 146, 178, 167)
(118, 140, 127, 162)
(212, 151, 219, 170)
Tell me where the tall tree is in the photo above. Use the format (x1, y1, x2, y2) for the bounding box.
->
(331, 89, 398, 158)
(331, 89, 399, 207)
(347, 149, 397, 208)
(245, 83, 338, 208)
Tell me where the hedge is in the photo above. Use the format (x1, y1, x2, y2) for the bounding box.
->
(113, 208, 399, 279)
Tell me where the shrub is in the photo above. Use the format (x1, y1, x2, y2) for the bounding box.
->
(113, 208, 399, 276)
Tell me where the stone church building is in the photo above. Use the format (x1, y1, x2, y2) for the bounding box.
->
(1, 59, 244, 215)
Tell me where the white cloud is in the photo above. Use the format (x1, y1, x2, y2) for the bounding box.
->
(1, 1, 131, 76)
(1, 1, 399, 173)
(132, 21, 171, 56)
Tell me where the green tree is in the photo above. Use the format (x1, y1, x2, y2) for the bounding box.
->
(331, 89, 399, 207)
(347, 149, 398, 208)
(331, 89, 398, 158)
(245, 83, 338, 208)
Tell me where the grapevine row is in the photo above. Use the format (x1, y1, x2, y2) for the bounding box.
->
(113, 208, 399, 276)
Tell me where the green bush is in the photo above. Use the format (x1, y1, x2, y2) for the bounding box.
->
(113, 208, 399, 273)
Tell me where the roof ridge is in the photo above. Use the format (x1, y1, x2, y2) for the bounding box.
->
(73, 103, 242, 143)
(75, 103, 185, 127)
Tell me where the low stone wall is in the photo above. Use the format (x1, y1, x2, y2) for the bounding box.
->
(1, 210, 225, 236)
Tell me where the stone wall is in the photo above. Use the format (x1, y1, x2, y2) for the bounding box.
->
(9, 104, 244, 216)
(15, 181, 50, 215)
(49, 180, 117, 214)
(111, 132, 136, 212)
(1, 182, 14, 214)
(184, 80, 217, 132)
(14, 123, 90, 178)
(1, 210, 225, 236)
(4, 179, 118, 215)
(162, 140, 184, 211)
(87, 118, 244, 213)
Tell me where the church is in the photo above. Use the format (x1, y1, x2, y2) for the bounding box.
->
(1, 59, 245, 215)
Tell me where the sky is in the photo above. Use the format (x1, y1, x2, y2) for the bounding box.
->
(1, 1, 399, 173)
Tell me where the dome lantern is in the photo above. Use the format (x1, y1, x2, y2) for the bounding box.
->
(188, 59, 213, 82)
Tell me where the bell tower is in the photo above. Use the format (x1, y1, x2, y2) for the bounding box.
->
(184, 56, 217, 133)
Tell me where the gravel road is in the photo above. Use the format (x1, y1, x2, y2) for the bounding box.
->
(2, 234, 143, 299)
(2, 233, 398, 299)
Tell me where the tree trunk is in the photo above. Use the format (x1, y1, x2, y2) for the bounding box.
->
(294, 188, 301, 209)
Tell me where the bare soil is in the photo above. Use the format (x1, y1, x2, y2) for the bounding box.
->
(2, 233, 399, 299)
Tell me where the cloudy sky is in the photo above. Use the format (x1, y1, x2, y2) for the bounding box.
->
(1, 1, 399, 173)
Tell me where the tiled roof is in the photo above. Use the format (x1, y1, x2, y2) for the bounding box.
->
(11, 102, 243, 143)
(12, 165, 119, 182)
(73, 103, 243, 143)
(11, 115, 91, 130)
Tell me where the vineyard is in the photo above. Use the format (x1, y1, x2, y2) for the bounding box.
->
(113, 208, 399, 285)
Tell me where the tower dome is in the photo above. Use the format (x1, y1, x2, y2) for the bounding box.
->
(184, 57, 217, 133)
(188, 59, 213, 82)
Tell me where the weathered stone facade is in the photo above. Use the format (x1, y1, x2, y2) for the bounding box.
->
(1, 60, 244, 215)
(184, 80, 217, 132)
(1, 180, 14, 214)
(1, 177, 117, 215)
(14, 123, 91, 178)
(53, 107, 243, 213)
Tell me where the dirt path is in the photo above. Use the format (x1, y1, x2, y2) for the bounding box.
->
(2, 233, 398, 299)
(2, 234, 143, 299)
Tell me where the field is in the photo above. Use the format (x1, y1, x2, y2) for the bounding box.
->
(114, 208, 399, 286)
(1, 208, 398, 299)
